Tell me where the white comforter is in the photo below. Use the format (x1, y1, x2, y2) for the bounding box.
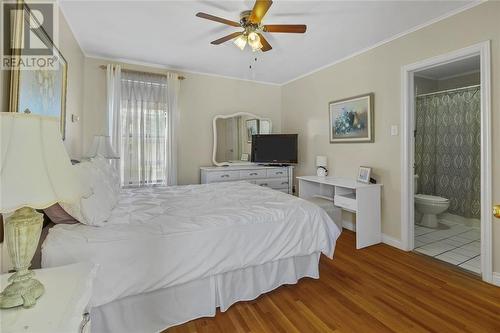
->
(42, 181, 341, 307)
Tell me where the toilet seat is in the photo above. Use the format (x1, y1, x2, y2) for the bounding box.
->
(415, 194, 449, 203)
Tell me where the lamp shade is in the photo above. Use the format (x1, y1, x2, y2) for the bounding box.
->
(86, 135, 119, 159)
(0, 113, 82, 213)
(316, 155, 327, 167)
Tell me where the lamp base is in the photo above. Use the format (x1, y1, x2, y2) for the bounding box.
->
(0, 207, 44, 308)
(0, 271, 44, 308)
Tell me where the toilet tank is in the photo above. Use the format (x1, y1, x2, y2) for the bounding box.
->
(414, 175, 418, 194)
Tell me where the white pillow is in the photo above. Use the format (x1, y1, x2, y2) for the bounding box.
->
(90, 157, 120, 204)
(61, 160, 119, 226)
(59, 162, 92, 223)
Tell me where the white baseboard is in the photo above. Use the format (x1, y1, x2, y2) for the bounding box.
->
(382, 234, 405, 250)
(492, 272, 500, 287)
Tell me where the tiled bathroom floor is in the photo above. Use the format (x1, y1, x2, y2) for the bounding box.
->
(414, 219, 481, 274)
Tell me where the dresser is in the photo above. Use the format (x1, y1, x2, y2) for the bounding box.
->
(200, 165, 294, 194)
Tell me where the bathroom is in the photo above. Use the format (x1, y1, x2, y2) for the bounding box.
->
(412, 56, 481, 274)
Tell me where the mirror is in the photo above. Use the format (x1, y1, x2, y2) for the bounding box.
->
(213, 112, 272, 166)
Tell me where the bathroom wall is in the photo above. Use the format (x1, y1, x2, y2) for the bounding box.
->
(415, 71, 480, 95)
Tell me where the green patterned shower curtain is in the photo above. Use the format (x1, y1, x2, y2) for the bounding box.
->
(415, 86, 481, 219)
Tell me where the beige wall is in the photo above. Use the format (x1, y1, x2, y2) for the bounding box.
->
(58, 10, 85, 159)
(281, 2, 500, 271)
(82, 57, 282, 185)
(1, 11, 83, 159)
(415, 72, 480, 94)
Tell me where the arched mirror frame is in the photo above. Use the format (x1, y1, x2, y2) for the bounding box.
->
(212, 112, 272, 166)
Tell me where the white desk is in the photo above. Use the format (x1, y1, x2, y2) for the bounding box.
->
(297, 176, 382, 249)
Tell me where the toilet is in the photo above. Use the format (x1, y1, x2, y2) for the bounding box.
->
(414, 175, 449, 228)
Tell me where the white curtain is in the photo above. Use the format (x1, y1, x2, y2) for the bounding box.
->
(166, 73, 180, 186)
(120, 71, 178, 186)
(106, 64, 122, 163)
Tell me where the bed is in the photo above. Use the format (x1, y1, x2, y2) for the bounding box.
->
(41, 159, 341, 333)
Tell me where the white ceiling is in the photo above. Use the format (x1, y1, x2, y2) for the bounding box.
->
(60, 0, 477, 84)
(415, 56, 480, 80)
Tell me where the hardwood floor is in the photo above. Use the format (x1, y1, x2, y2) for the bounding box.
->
(165, 231, 500, 333)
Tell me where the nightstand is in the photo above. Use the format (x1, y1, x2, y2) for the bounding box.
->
(0, 263, 97, 333)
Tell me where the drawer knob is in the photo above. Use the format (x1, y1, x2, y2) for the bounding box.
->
(250, 173, 258, 176)
(276, 172, 283, 174)
(260, 183, 268, 186)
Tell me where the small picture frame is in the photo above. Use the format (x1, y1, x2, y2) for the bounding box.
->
(357, 166, 371, 183)
(241, 153, 249, 161)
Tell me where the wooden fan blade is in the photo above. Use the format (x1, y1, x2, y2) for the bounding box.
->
(249, 0, 273, 24)
(264, 24, 307, 33)
(211, 32, 243, 45)
(196, 12, 240, 27)
(258, 33, 272, 52)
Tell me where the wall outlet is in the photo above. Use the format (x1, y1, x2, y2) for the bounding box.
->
(390, 125, 398, 136)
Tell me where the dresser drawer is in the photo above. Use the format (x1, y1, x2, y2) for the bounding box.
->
(266, 168, 288, 178)
(239, 169, 267, 179)
(205, 170, 240, 182)
(256, 178, 290, 189)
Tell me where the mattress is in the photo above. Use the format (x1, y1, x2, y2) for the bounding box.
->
(42, 181, 340, 307)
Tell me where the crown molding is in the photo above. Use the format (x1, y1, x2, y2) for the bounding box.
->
(84, 53, 281, 87)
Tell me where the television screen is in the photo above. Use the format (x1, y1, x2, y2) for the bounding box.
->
(251, 134, 298, 164)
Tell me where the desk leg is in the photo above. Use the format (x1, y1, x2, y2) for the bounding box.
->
(356, 187, 382, 249)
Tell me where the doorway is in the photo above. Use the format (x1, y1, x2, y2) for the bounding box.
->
(401, 42, 492, 283)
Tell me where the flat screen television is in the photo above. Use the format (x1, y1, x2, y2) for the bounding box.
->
(251, 134, 298, 164)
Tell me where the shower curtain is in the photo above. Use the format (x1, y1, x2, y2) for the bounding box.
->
(415, 86, 481, 219)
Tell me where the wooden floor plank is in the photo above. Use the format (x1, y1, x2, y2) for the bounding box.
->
(164, 231, 500, 333)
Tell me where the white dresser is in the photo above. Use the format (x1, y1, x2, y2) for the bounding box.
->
(200, 165, 294, 194)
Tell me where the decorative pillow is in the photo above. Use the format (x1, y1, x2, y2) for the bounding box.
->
(43, 204, 79, 224)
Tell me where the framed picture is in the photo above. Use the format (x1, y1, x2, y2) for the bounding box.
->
(246, 119, 259, 143)
(329, 93, 374, 143)
(8, 2, 68, 139)
(357, 166, 372, 183)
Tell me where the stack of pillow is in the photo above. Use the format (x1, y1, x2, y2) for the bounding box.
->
(44, 157, 121, 226)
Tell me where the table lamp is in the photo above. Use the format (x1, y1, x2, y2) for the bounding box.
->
(0, 112, 81, 308)
(86, 135, 119, 159)
(316, 156, 328, 177)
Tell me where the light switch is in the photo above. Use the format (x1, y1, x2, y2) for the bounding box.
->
(391, 125, 398, 136)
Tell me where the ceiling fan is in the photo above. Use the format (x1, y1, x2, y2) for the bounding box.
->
(196, 0, 306, 52)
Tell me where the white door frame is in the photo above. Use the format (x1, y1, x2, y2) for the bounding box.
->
(401, 41, 492, 283)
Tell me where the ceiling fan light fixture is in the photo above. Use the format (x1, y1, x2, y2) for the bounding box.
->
(247, 31, 262, 51)
(234, 34, 247, 50)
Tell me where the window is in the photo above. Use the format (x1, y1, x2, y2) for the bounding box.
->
(119, 72, 169, 186)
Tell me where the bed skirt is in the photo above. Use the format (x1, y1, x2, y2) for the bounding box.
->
(91, 252, 321, 333)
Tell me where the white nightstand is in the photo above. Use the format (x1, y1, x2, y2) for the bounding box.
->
(0, 263, 97, 333)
